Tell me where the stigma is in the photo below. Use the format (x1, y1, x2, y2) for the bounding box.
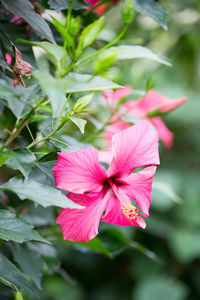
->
(121, 202, 141, 220)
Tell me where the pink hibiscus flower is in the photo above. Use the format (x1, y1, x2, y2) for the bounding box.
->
(52, 121, 159, 242)
(103, 88, 187, 149)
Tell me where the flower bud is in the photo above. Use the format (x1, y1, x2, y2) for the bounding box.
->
(73, 93, 93, 113)
(121, 0, 135, 24)
(70, 17, 82, 35)
(94, 48, 117, 74)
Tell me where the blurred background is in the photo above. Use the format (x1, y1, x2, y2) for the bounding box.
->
(1, 0, 200, 299)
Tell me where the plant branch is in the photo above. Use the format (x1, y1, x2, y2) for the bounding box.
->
(60, 24, 128, 78)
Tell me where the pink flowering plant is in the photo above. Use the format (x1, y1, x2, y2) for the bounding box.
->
(53, 121, 159, 242)
(0, 0, 190, 299)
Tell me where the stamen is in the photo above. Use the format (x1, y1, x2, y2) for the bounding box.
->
(121, 202, 141, 220)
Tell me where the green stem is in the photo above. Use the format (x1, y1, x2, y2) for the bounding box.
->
(26, 95, 70, 150)
(60, 24, 128, 78)
(0, 96, 47, 151)
(84, 111, 114, 143)
(49, 138, 69, 147)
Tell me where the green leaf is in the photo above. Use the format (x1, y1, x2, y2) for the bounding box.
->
(0, 79, 21, 97)
(66, 73, 121, 92)
(68, 116, 87, 134)
(133, 276, 188, 300)
(67, 237, 112, 258)
(111, 45, 171, 66)
(0, 150, 12, 167)
(133, 0, 167, 30)
(0, 83, 39, 118)
(0, 209, 48, 243)
(94, 48, 117, 73)
(168, 228, 200, 263)
(105, 228, 159, 262)
(4, 149, 36, 179)
(33, 71, 72, 118)
(0, 254, 40, 299)
(1, 0, 55, 42)
(1, 177, 82, 209)
(16, 40, 65, 66)
(11, 244, 45, 289)
(73, 93, 93, 113)
(151, 181, 182, 212)
(48, 0, 89, 11)
(76, 17, 105, 57)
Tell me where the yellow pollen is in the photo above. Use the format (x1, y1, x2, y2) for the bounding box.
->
(121, 202, 140, 220)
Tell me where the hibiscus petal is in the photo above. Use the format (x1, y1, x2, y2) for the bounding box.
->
(52, 148, 107, 194)
(120, 166, 157, 217)
(147, 90, 187, 113)
(98, 151, 113, 165)
(150, 117, 173, 148)
(102, 186, 146, 229)
(108, 120, 160, 178)
(57, 192, 108, 242)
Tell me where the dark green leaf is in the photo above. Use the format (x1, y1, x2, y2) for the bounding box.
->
(48, 0, 89, 11)
(0, 83, 39, 118)
(133, 0, 167, 30)
(0, 150, 12, 167)
(0, 254, 40, 299)
(133, 276, 188, 300)
(67, 237, 112, 258)
(0, 209, 48, 243)
(1, 0, 55, 42)
(11, 244, 45, 289)
(1, 177, 82, 209)
(16, 40, 65, 66)
(5, 149, 36, 179)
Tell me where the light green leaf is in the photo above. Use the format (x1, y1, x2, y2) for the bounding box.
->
(0, 254, 40, 299)
(69, 116, 87, 134)
(33, 71, 72, 118)
(133, 0, 167, 30)
(111, 45, 171, 66)
(67, 237, 112, 258)
(4, 149, 36, 179)
(11, 244, 45, 289)
(152, 181, 182, 212)
(0, 209, 48, 243)
(73, 93, 93, 113)
(1, 0, 55, 42)
(1, 177, 82, 209)
(66, 73, 121, 92)
(76, 17, 105, 57)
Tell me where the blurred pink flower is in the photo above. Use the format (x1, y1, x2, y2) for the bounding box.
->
(10, 16, 21, 23)
(103, 88, 187, 149)
(5, 53, 12, 65)
(84, 0, 119, 14)
(53, 121, 159, 242)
